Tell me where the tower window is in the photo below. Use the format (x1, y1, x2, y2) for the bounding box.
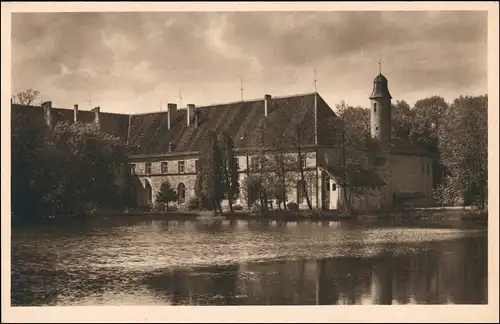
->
(374, 103, 377, 113)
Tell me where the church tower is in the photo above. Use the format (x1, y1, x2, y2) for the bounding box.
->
(369, 62, 392, 147)
(369, 62, 393, 209)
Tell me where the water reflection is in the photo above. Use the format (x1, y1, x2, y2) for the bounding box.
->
(139, 237, 487, 305)
(11, 218, 487, 306)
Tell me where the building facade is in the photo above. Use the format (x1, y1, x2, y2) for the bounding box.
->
(11, 73, 435, 212)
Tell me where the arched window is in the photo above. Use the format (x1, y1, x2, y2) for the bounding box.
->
(177, 183, 186, 204)
(297, 180, 307, 202)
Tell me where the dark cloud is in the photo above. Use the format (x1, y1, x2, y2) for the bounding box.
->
(11, 11, 488, 112)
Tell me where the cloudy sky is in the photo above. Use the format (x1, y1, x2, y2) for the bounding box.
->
(11, 10, 487, 114)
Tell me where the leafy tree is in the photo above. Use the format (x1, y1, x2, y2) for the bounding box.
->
(438, 95, 487, 209)
(199, 130, 225, 212)
(11, 108, 127, 219)
(218, 132, 239, 212)
(334, 102, 371, 145)
(408, 96, 448, 154)
(334, 101, 376, 212)
(12, 89, 41, 106)
(155, 181, 177, 209)
(391, 100, 413, 139)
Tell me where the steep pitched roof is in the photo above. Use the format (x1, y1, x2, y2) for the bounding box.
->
(127, 93, 339, 156)
(389, 138, 433, 157)
(10, 104, 130, 143)
(319, 164, 387, 188)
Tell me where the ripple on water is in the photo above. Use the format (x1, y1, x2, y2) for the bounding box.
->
(12, 222, 485, 273)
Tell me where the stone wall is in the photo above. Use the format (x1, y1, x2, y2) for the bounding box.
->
(390, 154, 433, 197)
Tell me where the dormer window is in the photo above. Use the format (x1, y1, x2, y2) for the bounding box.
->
(168, 141, 176, 152)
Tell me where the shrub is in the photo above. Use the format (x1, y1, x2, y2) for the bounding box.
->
(249, 202, 262, 215)
(187, 197, 201, 211)
(287, 202, 299, 211)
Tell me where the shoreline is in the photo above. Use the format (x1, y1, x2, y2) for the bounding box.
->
(11, 207, 488, 227)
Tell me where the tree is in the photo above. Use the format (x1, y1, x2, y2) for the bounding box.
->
(410, 96, 448, 154)
(12, 89, 41, 106)
(48, 122, 127, 215)
(199, 130, 225, 213)
(155, 181, 177, 210)
(11, 112, 128, 219)
(391, 100, 413, 139)
(334, 101, 375, 213)
(269, 98, 318, 210)
(438, 95, 487, 209)
(218, 132, 239, 212)
(334, 103, 371, 145)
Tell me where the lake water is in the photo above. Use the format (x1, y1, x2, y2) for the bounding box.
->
(11, 217, 488, 306)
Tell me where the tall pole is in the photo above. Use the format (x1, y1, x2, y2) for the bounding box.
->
(314, 67, 317, 93)
(179, 88, 183, 109)
(240, 77, 244, 101)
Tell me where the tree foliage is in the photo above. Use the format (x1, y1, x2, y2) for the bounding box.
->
(334, 101, 375, 212)
(12, 89, 41, 106)
(12, 108, 127, 219)
(391, 100, 412, 139)
(198, 130, 225, 212)
(438, 95, 488, 209)
(155, 181, 177, 209)
(218, 132, 239, 212)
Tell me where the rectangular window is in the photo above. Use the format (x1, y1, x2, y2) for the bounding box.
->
(299, 155, 307, 169)
(161, 162, 168, 174)
(145, 162, 152, 175)
(178, 160, 185, 173)
(332, 183, 337, 191)
(130, 163, 136, 175)
(374, 103, 377, 113)
(324, 176, 331, 192)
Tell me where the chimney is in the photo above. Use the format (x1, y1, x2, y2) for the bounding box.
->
(73, 104, 79, 123)
(264, 94, 272, 117)
(187, 104, 195, 127)
(167, 103, 177, 130)
(91, 106, 100, 128)
(41, 101, 52, 127)
(194, 109, 201, 127)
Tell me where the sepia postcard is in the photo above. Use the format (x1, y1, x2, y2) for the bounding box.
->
(1, 1, 499, 323)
